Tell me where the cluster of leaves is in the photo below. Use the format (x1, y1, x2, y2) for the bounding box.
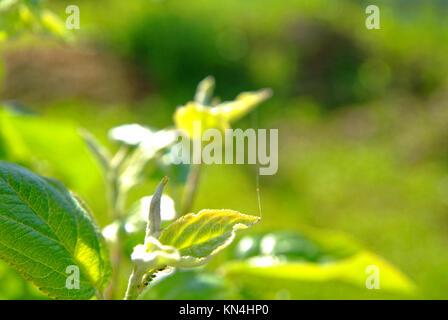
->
(0, 77, 416, 299)
(0, 78, 270, 299)
(0, 160, 261, 299)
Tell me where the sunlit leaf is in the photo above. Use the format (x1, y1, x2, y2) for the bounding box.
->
(173, 102, 228, 139)
(221, 252, 415, 295)
(0, 161, 111, 299)
(160, 209, 260, 267)
(214, 89, 272, 123)
(221, 230, 416, 297)
(173, 77, 272, 140)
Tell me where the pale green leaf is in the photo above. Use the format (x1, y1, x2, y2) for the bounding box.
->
(173, 80, 271, 140)
(221, 252, 416, 295)
(0, 161, 111, 299)
(173, 102, 228, 140)
(159, 209, 260, 267)
(213, 88, 272, 123)
(222, 230, 416, 297)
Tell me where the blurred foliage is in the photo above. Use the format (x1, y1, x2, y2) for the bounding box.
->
(1, 0, 448, 299)
(221, 231, 415, 298)
(136, 229, 415, 299)
(0, 0, 70, 40)
(0, 106, 107, 225)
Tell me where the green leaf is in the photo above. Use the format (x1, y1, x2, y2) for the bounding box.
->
(0, 161, 111, 299)
(221, 252, 416, 296)
(159, 209, 260, 267)
(214, 88, 272, 123)
(221, 230, 416, 298)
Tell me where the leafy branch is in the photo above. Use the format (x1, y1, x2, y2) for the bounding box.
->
(125, 176, 260, 300)
(0, 77, 269, 300)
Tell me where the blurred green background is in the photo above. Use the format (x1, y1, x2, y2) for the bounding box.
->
(1, 0, 448, 299)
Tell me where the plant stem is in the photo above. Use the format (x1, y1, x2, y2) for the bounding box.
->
(181, 163, 202, 215)
(104, 166, 126, 299)
(124, 266, 144, 300)
(105, 236, 123, 300)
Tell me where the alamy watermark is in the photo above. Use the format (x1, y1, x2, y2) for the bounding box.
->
(365, 5, 380, 30)
(66, 265, 80, 289)
(365, 265, 380, 289)
(65, 5, 80, 30)
(172, 121, 278, 176)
